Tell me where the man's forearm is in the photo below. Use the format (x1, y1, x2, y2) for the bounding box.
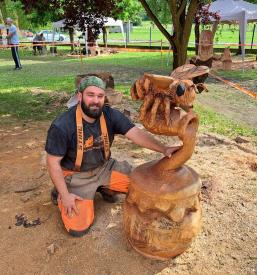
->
(7, 32, 13, 38)
(47, 157, 69, 197)
(125, 127, 166, 154)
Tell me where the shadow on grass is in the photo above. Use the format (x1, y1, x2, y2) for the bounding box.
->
(0, 50, 171, 91)
(0, 90, 68, 120)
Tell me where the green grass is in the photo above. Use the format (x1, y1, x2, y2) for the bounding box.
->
(0, 49, 171, 120)
(99, 21, 257, 49)
(215, 68, 257, 81)
(0, 48, 256, 142)
(0, 89, 67, 120)
(195, 104, 257, 140)
(0, 50, 170, 91)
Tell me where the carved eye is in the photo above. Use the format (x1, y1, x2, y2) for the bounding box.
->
(176, 83, 186, 97)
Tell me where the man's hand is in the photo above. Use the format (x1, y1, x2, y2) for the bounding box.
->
(60, 192, 83, 217)
(164, 145, 182, 158)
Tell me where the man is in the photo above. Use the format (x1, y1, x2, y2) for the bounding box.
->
(45, 76, 180, 237)
(5, 18, 22, 70)
(33, 32, 45, 55)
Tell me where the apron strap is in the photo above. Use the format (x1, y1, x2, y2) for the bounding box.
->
(75, 104, 110, 171)
(75, 104, 84, 171)
(100, 113, 110, 160)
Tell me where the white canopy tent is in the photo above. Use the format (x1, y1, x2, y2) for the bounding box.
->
(208, 0, 257, 59)
(52, 19, 66, 29)
(52, 17, 125, 45)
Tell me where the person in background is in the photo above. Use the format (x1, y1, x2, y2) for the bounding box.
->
(5, 17, 22, 70)
(33, 32, 45, 55)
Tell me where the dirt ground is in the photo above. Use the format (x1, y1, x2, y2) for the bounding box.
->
(0, 73, 257, 275)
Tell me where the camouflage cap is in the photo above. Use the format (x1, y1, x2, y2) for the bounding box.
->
(78, 76, 106, 93)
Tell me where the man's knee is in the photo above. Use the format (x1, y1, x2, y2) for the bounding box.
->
(58, 199, 94, 236)
(68, 227, 91, 237)
(63, 217, 94, 237)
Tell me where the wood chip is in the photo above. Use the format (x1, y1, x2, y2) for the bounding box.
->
(106, 223, 117, 229)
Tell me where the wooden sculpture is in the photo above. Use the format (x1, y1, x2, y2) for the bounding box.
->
(198, 30, 214, 62)
(123, 64, 209, 260)
(190, 23, 218, 68)
(221, 48, 232, 70)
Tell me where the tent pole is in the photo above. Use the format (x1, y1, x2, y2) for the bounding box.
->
(239, 11, 247, 73)
(251, 23, 256, 50)
(79, 41, 83, 72)
(85, 24, 88, 57)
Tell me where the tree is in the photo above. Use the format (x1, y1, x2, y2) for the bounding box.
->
(194, 2, 220, 55)
(0, 0, 36, 29)
(19, 0, 122, 40)
(115, 0, 144, 24)
(139, 0, 206, 68)
(145, 0, 172, 25)
(19, 0, 145, 50)
(101, 0, 144, 46)
(0, 0, 8, 23)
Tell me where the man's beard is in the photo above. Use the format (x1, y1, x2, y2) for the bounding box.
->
(81, 101, 103, 119)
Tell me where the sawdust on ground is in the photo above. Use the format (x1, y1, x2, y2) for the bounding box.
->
(0, 87, 257, 275)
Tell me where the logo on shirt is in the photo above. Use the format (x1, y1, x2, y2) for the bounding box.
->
(83, 135, 103, 152)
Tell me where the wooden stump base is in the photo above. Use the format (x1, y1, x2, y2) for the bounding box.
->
(123, 160, 202, 260)
(105, 88, 123, 105)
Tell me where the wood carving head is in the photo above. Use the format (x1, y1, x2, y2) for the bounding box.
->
(130, 65, 209, 135)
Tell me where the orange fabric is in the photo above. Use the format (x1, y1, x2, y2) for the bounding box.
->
(62, 170, 76, 178)
(75, 104, 110, 172)
(108, 171, 130, 193)
(84, 135, 94, 149)
(100, 114, 110, 160)
(75, 104, 84, 171)
(58, 199, 94, 232)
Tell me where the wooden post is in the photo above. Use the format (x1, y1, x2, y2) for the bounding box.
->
(221, 48, 232, 70)
(149, 26, 152, 48)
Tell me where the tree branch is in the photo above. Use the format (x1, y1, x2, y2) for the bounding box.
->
(177, 0, 187, 17)
(183, 0, 199, 45)
(168, 0, 179, 31)
(139, 0, 174, 47)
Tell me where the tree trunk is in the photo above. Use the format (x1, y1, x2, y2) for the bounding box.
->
(195, 22, 200, 55)
(0, 7, 4, 24)
(102, 27, 107, 47)
(139, 0, 199, 69)
(173, 43, 188, 69)
(0, 1, 8, 22)
(68, 28, 74, 52)
(87, 28, 96, 46)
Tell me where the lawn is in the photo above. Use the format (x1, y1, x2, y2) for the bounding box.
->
(99, 21, 257, 49)
(0, 48, 256, 140)
(23, 21, 257, 49)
